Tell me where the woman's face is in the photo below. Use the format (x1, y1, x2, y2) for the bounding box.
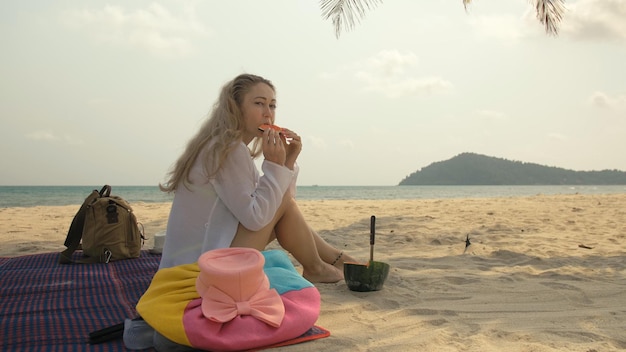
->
(240, 83, 276, 144)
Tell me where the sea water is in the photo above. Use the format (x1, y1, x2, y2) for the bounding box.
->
(0, 186, 173, 208)
(1, 185, 625, 208)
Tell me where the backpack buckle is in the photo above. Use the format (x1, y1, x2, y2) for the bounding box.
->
(103, 249, 112, 263)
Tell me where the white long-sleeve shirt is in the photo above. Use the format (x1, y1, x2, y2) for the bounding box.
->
(159, 141, 298, 269)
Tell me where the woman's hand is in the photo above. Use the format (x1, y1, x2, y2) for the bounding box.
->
(262, 129, 286, 166)
(281, 128, 302, 170)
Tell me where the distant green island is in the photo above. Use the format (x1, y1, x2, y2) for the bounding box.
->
(399, 153, 626, 185)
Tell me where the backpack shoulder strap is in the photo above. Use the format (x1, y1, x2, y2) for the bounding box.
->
(59, 188, 102, 264)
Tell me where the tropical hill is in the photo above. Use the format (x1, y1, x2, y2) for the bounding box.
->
(399, 153, 626, 185)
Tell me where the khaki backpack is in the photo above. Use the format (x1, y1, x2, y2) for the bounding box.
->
(60, 185, 144, 264)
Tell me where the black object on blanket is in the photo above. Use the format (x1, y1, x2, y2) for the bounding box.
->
(88, 322, 125, 344)
(0, 251, 161, 351)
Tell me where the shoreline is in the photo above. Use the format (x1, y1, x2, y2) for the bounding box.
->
(1, 193, 625, 258)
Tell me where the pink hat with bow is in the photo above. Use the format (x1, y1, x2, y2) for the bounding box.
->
(195, 247, 285, 328)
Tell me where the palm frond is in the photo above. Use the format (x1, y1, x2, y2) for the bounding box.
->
(321, 0, 566, 38)
(532, 0, 566, 36)
(319, 0, 382, 38)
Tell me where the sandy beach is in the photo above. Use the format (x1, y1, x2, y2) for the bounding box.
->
(1, 194, 625, 351)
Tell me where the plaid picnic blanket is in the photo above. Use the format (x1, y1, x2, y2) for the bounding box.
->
(0, 251, 160, 352)
(0, 251, 330, 352)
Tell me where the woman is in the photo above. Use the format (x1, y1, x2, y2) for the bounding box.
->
(158, 73, 355, 283)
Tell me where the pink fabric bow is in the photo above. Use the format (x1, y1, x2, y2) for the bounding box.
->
(201, 285, 285, 328)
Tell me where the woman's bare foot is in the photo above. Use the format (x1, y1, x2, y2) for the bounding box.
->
(303, 262, 344, 283)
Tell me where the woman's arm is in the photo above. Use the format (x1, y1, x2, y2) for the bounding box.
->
(211, 142, 294, 231)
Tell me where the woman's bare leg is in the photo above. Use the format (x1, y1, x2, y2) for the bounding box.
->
(230, 189, 295, 250)
(273, 197, 343, 283)
(309, 228, 359, 269)
(230, 195, 344, 283)
(230, 223, 276, 252)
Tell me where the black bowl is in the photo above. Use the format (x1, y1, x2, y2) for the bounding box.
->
(344, 261, 390, 292)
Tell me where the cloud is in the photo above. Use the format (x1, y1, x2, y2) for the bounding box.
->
(345, 50, 452, 98)
(338, 139, 355, 150)
(358, 73, 452, 98)
(561, 0, 626, 43)
(25, 131, 84, 145)
(320, 50, 452, 98)
(307, 135, 328, 150)
(588, 91, 626, 110)
(547, 132, 567, 141)
(360, 50, 419, 76)
(475, 109, 507, 121)
(25, 131, 58, 142)
(61, 3, 210, 58)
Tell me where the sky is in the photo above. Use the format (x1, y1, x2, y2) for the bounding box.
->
(1, 0, 625, 186)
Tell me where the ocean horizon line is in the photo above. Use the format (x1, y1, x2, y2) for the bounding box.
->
(1, 185, 625, 208)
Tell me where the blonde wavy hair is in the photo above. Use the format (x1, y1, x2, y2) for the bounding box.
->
(160, 74, 275, 193)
